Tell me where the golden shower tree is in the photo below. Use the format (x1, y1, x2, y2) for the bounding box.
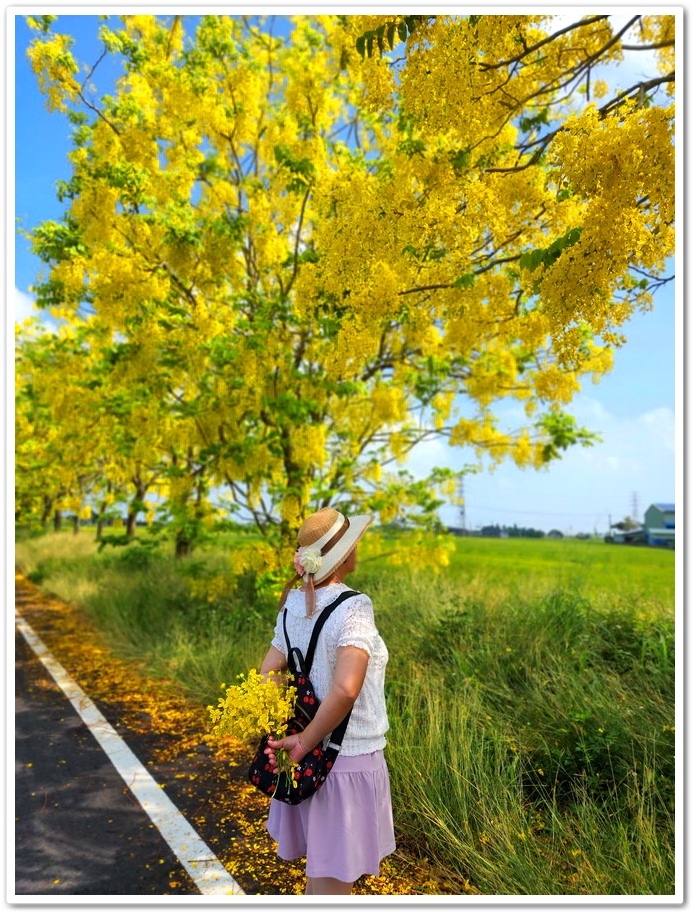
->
(17, 12, 675, 552)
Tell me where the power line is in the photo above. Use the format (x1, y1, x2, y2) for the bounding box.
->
(462, 503, 612, 518)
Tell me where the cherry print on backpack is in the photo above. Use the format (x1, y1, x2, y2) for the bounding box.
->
(248, 590, 359, 805)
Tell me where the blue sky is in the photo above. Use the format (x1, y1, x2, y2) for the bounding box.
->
(11, 10, 680, 536)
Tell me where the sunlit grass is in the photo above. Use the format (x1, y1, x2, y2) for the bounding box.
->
(14, 529, 100, 576)
(441, 536, 675, 610)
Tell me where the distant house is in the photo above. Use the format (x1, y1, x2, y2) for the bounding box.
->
(644, 502, 675, 548)
(645, 503, 675, 529)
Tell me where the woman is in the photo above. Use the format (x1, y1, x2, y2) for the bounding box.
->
(259, 506, 395, 895)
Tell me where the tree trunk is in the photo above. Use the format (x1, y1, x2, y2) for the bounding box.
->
(96, 501, 108, 538)
(279, 440, 310, 550)
(126, 481, 147, 537)
(53, 510, 62, 532)
(175, 530, 192, 559)
(125, 511, 137, 537)
(72, 515, 80, 535)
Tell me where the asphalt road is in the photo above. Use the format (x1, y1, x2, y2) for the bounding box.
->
(14, 628, 200, 896)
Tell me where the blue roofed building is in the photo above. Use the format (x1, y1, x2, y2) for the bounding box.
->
(644, 503, 675, 547)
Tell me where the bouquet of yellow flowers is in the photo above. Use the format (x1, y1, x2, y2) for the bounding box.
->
(207, 669, 298, 790)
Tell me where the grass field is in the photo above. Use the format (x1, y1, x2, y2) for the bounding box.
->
(15, 529, 677, 896)
(444, 535, 675, 603)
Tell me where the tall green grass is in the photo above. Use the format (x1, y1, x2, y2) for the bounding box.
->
(374, 587, 674, 894)
(15, 530, 676, 895)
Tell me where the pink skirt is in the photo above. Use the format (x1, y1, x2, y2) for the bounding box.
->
(266, 749, 396, 883)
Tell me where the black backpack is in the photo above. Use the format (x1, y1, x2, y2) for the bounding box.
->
(248, 590, 360, 805)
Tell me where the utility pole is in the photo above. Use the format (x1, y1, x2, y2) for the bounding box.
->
(631, 491, 640, 522)
(458, 475, 466, 533)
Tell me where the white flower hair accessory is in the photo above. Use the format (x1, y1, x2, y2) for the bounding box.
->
(298, 546, 323, 575)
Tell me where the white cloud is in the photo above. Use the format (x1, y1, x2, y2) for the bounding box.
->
(402, 394, 675, 533)
(577, 400, 675, 469)
(641, 406, 675, 436)
(14, 287, 57, 333)
(15, 288, 36, 323)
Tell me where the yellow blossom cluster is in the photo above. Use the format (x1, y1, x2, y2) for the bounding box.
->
(25, 31, 80, 112)
(228, 542, 284, 579)
(289, 424, 326, 470)
(639, 16, 676, 88)
(208, 669, 297, 743)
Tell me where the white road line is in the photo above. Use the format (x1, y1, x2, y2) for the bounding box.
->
(15, 612, 245, 897)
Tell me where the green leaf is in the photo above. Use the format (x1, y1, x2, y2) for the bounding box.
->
(519, 108, 550, 133)
(26, 15, 57, 34)
(536, 410, 601, 462)
(519, 227, 583, 273)
(356, 16, 430, 58)
(519, 249, 545, 272)
(32, 220, 88, 263)
(273, 144, 316, 191)
(448, 148, 471, 172)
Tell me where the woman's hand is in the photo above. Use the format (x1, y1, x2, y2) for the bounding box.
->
(261, 647, 369, 772)
(264, 733, 308, 772)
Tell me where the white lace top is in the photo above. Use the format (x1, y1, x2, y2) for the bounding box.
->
(271, 582, 390, 756)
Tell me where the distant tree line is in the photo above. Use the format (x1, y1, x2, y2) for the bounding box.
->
(446, 524, 599, 540)
(481, 524, 545, 539)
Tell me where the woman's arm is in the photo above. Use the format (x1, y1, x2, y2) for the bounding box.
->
(260, 646, 289, 688)
(260, 645, 288, 678)
(266, 645, 369, 764)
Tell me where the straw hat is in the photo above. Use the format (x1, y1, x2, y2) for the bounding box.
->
(278, 507, 373, 615)
(296, 507, 373, 586)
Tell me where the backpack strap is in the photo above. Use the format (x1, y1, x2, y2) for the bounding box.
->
(282, 589, 360, 676)
(282, 589, 361, 753)
(305, 589, 360, 673)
